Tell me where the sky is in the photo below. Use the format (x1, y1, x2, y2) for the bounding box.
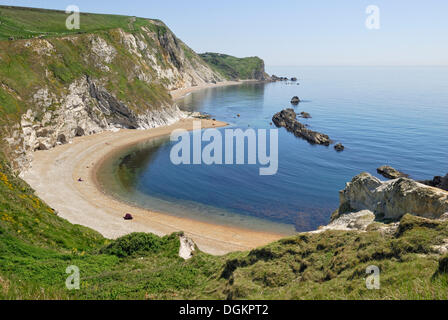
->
(2, 0, 448, 66)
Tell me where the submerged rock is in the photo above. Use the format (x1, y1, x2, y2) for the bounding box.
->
(334, 143, 344, 152)
(272, 108, 332, 145)
(299, 111, 311, 119)
(290, 96, 300, 104)
(377, 165, 408, 179)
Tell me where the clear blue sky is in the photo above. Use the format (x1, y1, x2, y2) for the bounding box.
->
(2, 0, 447, 66)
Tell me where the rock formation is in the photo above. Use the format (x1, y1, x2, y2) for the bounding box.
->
(377, 165, 408, 179)
(272, 109, 332, 145)
(270, 75, 288, 81)
(319, 172, 448, 235)
(290, 96, 300, 104)
(312, 210, 375, 233)
(179, 234, 196, 260)
(299, 111, 311, 118)
(420, 174, 448, 191)
(334, 143, 344, 152)
(337, 172, 448, 221)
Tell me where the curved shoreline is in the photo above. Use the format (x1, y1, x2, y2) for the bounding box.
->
(22, 118, 285, 255)
(170, 79, 262, 100)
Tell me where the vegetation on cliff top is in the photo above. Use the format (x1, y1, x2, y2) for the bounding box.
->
(0, 5, 157, 40)
(1, 151, 448, 299)
(199, 52, 269, 80)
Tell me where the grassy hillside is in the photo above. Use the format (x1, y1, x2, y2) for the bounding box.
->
(1, 5, 448, 300)
(1, 151, 448, 299)
(199, 52, 269, 80)
(0, 6, 156, 40)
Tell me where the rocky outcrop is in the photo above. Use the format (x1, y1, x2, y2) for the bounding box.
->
(319, 173, 448, 235)
(272, 109, 332, 145)
(377, 165, 408, 179)
(334, 143, 344, 152)
(270, 75, 288, 81)
(338, 173, 448, 221)
(312, 210, 375, 233)
(179, 234, 196, 260)
(420, 174, 448, 192)
(299, 112, 311, 119)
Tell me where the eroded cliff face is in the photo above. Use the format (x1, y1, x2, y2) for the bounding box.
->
(0, 21, 225, 170)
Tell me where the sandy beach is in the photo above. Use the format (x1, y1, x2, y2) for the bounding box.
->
(22, 117, 284, 255)
(170, 80, 257, 100)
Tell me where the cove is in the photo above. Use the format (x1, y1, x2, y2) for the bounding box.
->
(97, 66, 448, 234)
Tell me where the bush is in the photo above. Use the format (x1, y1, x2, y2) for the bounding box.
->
(100, 232, 179, 258)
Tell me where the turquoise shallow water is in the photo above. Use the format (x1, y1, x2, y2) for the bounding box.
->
(97, 66, 448, 234)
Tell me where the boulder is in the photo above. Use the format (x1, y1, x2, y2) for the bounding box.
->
(334, 143, 344, 152)
(179, 234, 195, 260)
(338, 172, 448, 220)
(290, 96, 300, 104)
(420, 174, 448, 191)
(272, 109, 332, 145)
(377, 165, 408, 179)
(299, 111, 311, 119)
(57, 134, 67, 144)
(271, 75, 288, 82)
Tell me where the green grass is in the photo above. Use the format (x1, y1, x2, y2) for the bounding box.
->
(1, 150, 448, 299)
(0, 6, 153, 40)
(199, 52, 268, 80)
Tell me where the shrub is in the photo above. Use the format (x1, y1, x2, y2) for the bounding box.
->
(100, 232, 179, 258)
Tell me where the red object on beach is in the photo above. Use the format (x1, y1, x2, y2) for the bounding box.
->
(123, 213, 133, 220)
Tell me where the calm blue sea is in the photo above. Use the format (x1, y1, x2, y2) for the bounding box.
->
(97, 66, 448, 234)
